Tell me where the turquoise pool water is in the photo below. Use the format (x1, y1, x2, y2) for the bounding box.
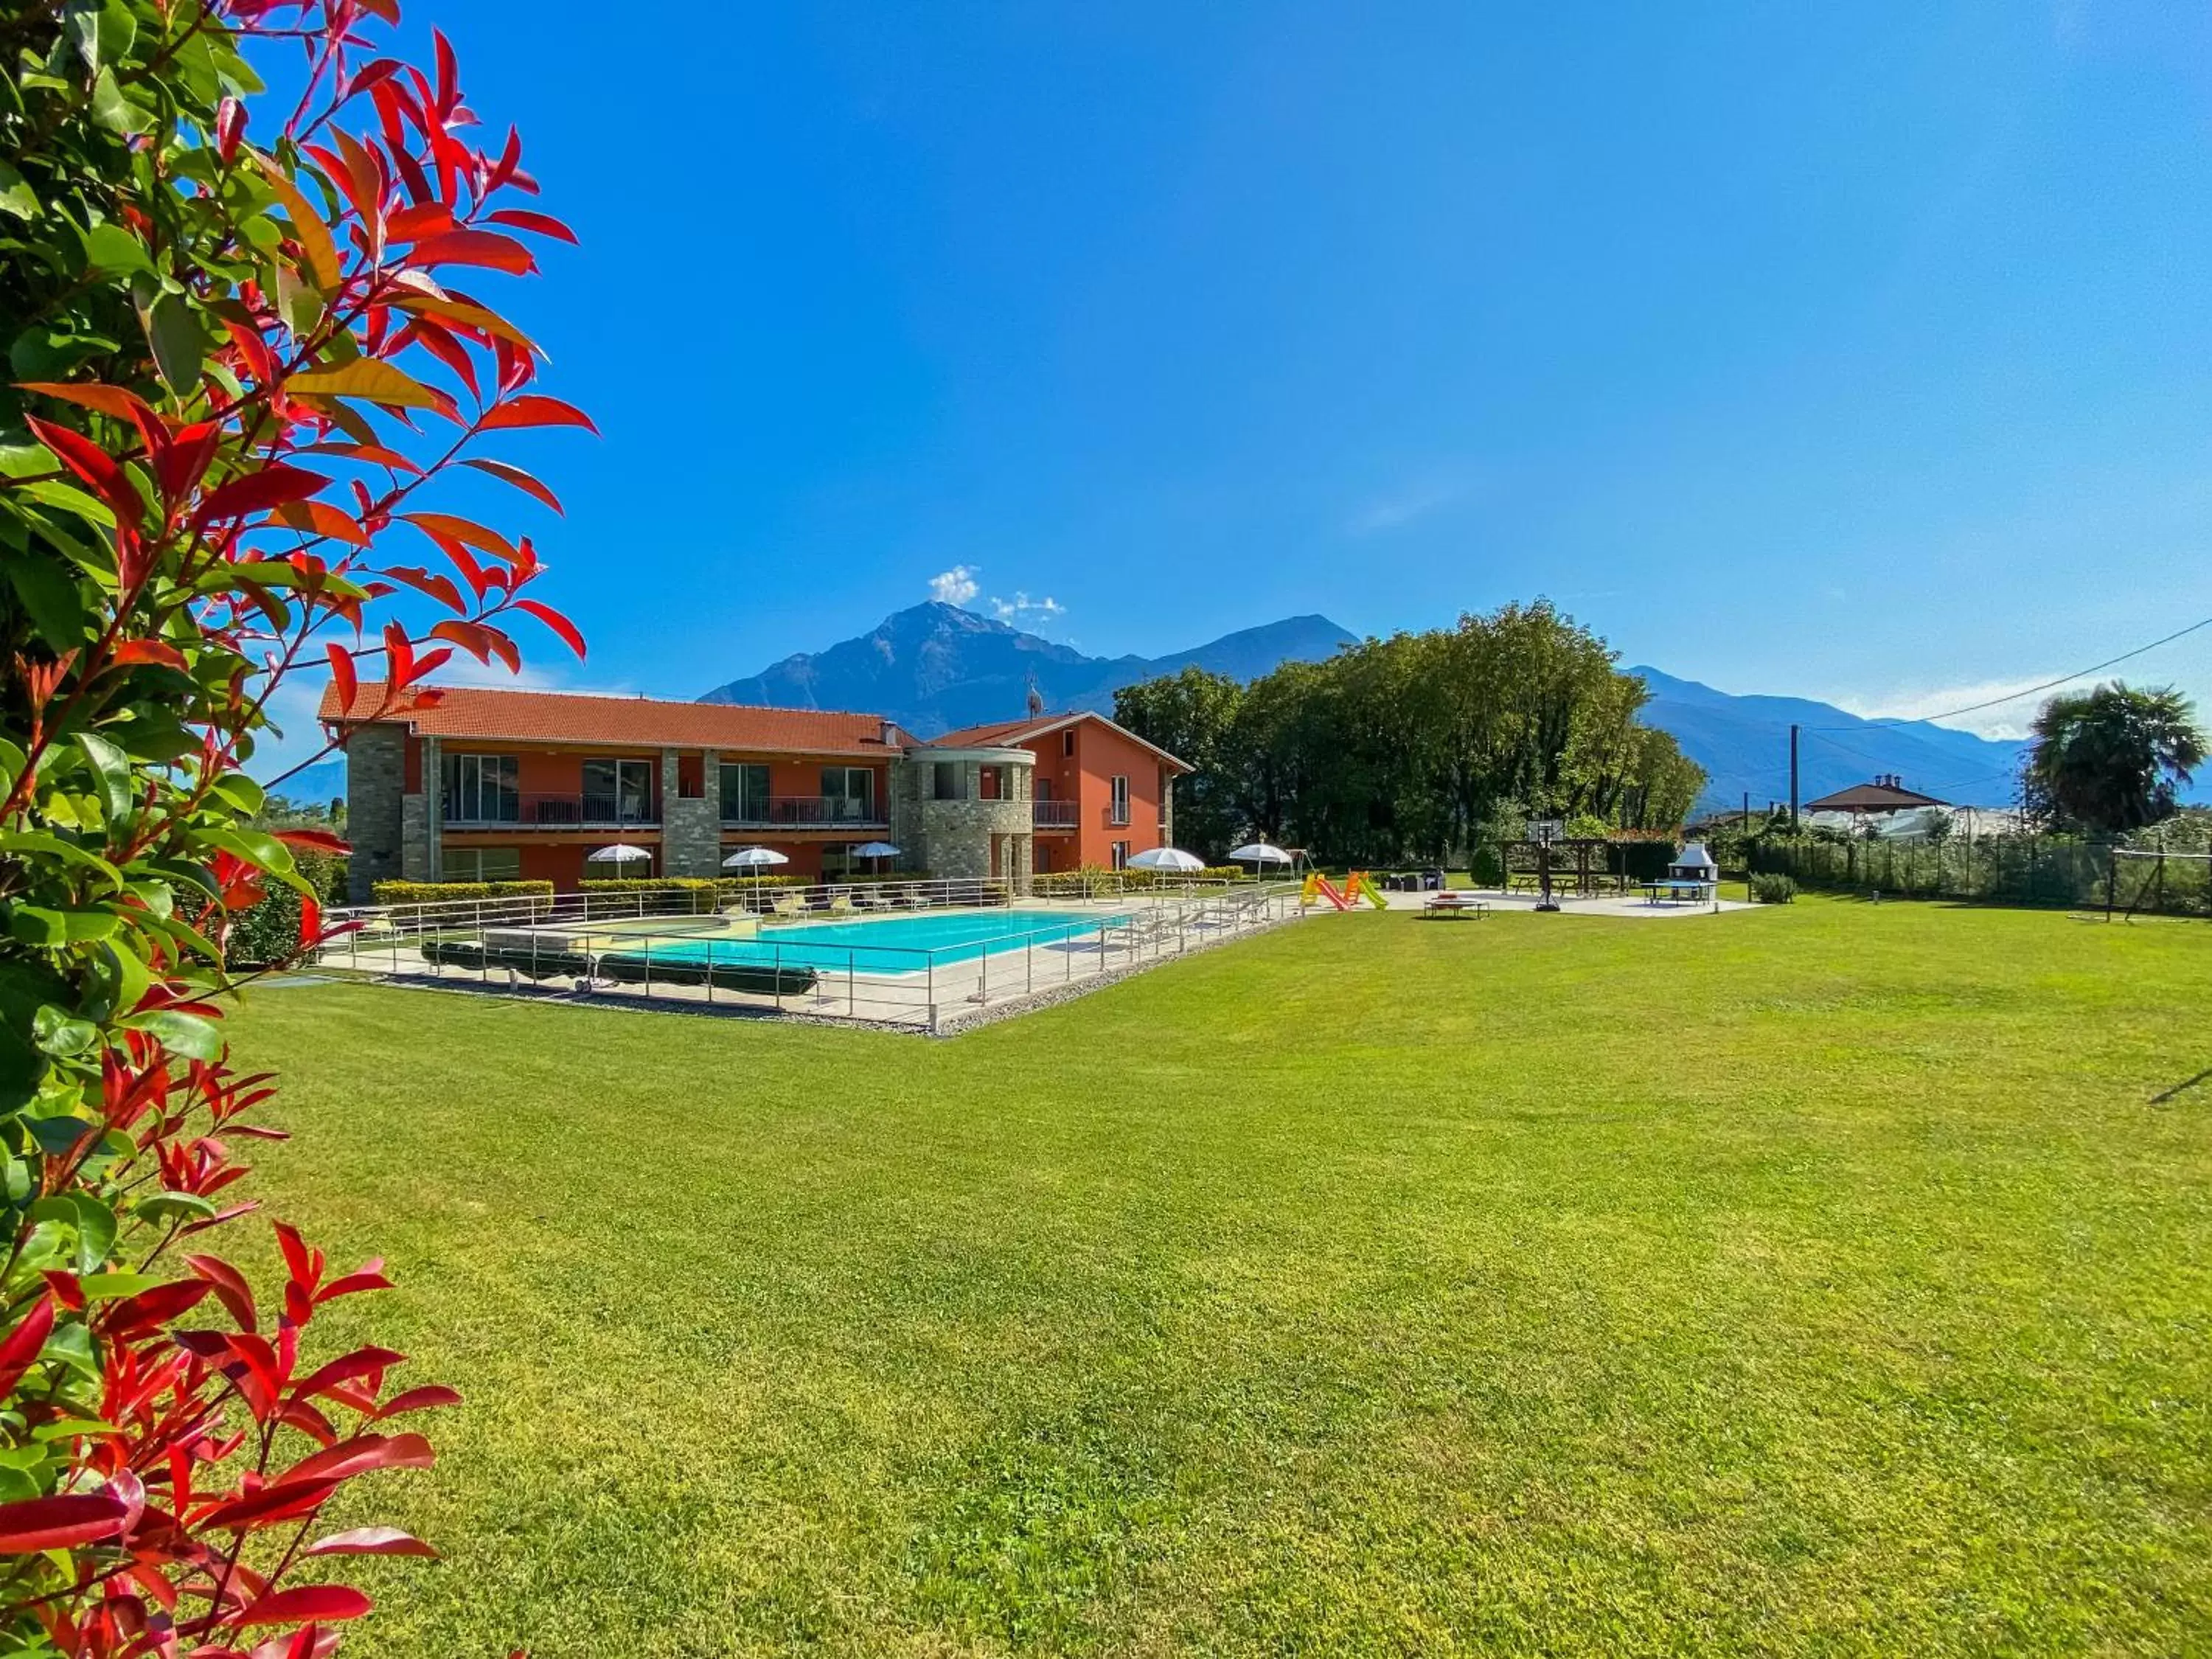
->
(607, 908, 1133, 975)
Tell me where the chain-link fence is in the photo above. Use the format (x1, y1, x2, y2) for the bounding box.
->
(1746, 836, 2212, 917)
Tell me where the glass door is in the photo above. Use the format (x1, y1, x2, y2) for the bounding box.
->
(821, 765, 874, 822)
(720, 762, 769, 823)
(582, 758, 654, 824)
(442, 754, 518, 824)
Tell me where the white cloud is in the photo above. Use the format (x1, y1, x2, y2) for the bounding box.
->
(1832, 676, 2077, 741)
(988, 592, 1066, 626)
(1347, 479, 1465, 537)
(928, 565, 981, 606)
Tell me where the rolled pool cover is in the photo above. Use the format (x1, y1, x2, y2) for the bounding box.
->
(421, 938, 818, 997)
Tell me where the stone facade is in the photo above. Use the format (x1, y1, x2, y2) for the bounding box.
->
(891, 750, 1033, 884)
(661, 746, 723, 878)
(344, 723, 408, 902)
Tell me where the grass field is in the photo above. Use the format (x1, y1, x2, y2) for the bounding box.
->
(227, 899, 2212, 1656)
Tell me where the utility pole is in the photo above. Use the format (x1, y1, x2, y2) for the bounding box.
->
(1789, 724, 1800, 827)
(1742, 790, 1749, 834)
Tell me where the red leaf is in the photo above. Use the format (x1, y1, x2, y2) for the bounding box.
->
(486, 208, 578, 244)
(25, 415, 142, 528)
(112, 640, 189, 669)
(41, 1272, 83, 1312)
(268, 500, 371, 549)
(463, 458, 563, 514)
(305, 1526, 435, 1558)
(0, 1492, 128, 1553)
(290, 1347, 406, 1404)
(193, 466, 332, 529)
(406, 231, 536, 274)
(216, 95, 247, 163)
(0, 1296, 54, 1397)
(274, 827, 350, 856)
(299, 893, 322, 949)
(310, 1268, 393, 1304)
(100, 1279, 214, 1338)
(325, 644, 358, 710)
(198, 1478, 341, 1532)
(384, 565, 470, 615)
(236, 1585, 373, 1627)
(184, 1255, 257, 1332)
(401, 512, 518, 563)
(278, 1431, 434, 1488)
(17, 381, 152, 424)
(477, 395, 597, 435)
(513, 598, 585, 660)
(373, 1384, 462, 1420)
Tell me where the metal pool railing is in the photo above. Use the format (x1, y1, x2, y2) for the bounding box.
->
(315, 883, 1304, 1031)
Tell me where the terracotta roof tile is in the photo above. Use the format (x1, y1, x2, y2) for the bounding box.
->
(931, 710, 1192, 772)
(319, 682, 907, 757)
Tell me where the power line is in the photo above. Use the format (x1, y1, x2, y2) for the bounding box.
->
(1807, 611, 2212, 732)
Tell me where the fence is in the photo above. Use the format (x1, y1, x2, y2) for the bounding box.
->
(314, 879, 1304, 1031)
(1747, 836, 2212, 918)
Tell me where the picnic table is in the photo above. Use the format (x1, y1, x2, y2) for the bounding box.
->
(1641, 879, 1716, 906)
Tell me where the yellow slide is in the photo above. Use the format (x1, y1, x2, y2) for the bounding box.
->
(1346, 872, 1390, 910)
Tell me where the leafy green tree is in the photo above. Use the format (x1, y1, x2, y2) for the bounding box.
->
(1113, 667, 1246, 857)
(2023, 683, 2205, 835)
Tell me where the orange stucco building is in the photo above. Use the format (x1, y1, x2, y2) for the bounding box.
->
(321, 683, 1191, 900)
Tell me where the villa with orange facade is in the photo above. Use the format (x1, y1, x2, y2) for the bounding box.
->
(320, 684, 1191, 902)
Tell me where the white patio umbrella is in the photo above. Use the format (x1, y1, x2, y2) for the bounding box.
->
(585, 842, 652, 878)
(1228, 841, 1293, 880)
(853, 840, 901, 876)
(1127, 846, 1206, 879)
(721, 846, 790, 872)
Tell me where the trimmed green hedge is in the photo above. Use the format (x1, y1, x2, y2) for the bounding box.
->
(226, 849, 348, 969)
(372, 880, 555, 906)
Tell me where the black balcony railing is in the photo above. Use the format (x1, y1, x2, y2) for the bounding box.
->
(721, 795, 884, 828)
(443, 791, 658, 829)
(1033, 801, 1079, 828)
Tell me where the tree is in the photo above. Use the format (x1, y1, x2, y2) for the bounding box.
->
(1113, 667, 1245, 858)
(2022, 682, 2205, 835)
(0, 2, 587, 1651)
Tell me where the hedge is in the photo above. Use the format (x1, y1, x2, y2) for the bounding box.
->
(371, 880, 555, 906)
(577, 876, 808, 897)
(226, 849, 349, 969)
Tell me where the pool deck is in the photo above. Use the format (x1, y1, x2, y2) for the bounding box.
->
(1368, 889, 1755, 919)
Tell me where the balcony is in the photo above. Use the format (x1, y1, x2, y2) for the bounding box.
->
(721, 795, 886, 829)
(444, 791, 659, 830)
(1033, 800, 1079, 829)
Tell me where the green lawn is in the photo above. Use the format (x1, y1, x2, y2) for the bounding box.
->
(228, 900, 2212, 1656)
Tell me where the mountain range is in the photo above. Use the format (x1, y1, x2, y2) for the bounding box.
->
(260, 603, 2029, 810)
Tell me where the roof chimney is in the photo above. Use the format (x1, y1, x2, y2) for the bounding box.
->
(879, 718, 899, 748)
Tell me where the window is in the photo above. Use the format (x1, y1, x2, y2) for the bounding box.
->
(933, 761, 963, 801)
(442, 754, 518, 824)
(978, 765, 1001, 801)
(1062, 729, 1075, 758)
(720, 762, 769, 822)
(1035, 777, 1051, 801)
(821, 766, 875, 821)
(677, 754, 704, 799)
(1111, 841, 1130, 871)
(821, 843, 860, 880)
(582, 758, 654, 823)
(444, 846, 522, 883)
(1109, 774, 1130, 826)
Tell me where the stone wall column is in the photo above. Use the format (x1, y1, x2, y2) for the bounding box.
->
(344, 725, 407, 902)
(661, 747, 721, 879)
(399, 735, 437, 883)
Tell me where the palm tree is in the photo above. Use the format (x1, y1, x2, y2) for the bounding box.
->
(2022, 682, 2206, 835)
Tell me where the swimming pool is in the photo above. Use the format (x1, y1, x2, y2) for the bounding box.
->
(604, 908, 1134, 976)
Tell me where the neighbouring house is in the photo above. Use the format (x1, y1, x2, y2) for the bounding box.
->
(1801, 774, 1951, 817)
(320, 683, 1193, 902)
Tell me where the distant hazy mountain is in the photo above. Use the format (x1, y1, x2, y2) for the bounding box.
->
(254, 613, 2030, 815)
(1630, 666, 2025, 811)
(263, 758, 347, 810)
(699, 602, 1358, 735)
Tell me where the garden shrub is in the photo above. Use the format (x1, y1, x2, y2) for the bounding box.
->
(0, 3, 588, 1649)
(1751, 872, 1798, 904)
(227, 849, 348, 967)
(372, 880, 557, 906)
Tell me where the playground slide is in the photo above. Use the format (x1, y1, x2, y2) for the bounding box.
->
(1301, 874, 1355, 911)
(1347, 872, 1389, 910)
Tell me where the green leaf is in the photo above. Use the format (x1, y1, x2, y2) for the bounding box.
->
(208, 774, 264, 816)
(29, 1192, 114, 1274)
(88, 68, 137, 136)
(133, 1192, 216, 1225)
(19, 479, 116, 529)
(22, 1116, 94, 1157)
(29, 1006, 95, 1058)
(30, 1417, 121, 1442)
(82, 220, 149, 276)
(2, 552, 90, 644)
(140, 291, 205, 395)
(206, 826, 295, 876)
(0, 163, 38, 221)
(127, 1009, 220, 1061)
(7, 905, 121, 947)
(75, 1273, 161, 1302)
(72, 731, 131, 827)
(290, 359, 442, 408)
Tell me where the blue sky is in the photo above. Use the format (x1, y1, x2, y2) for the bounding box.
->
(262, 1, 2212, 769)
